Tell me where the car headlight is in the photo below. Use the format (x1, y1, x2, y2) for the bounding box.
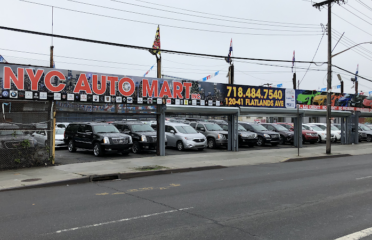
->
(128, 136, 132, 144)
(217, 134, 222, 139)
(241, 134, 248, 137)
(184, 137, 191, 140)
(254, 133, 257, 138)
(141, 135, 147, 142)
(103, 137, 110, 144)
(306, 133, 312, 136)
(264, 134, 270, 138)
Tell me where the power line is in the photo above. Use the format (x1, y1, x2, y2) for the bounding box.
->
(109, 0, 320, 28)
(0, 25, 327, 64)
(20, 0, 322, 36)
(333, 29, 372, 55)
(346, 4, 372, 21)
(356, 0, 372, 12)
(340, 6, 372, 26)
(331, 32, 372, 61)
(300, 32, 326, 85)
(332, 12, 372, 37)
(333, 65, 372, 82)
(66, 0, 321, 33)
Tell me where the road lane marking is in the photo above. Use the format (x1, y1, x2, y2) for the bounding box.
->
(356, 176, 372, 180)
(335, 226, 372, 239)
(95, 183, 181, 196)
(53, 207, 193, 234)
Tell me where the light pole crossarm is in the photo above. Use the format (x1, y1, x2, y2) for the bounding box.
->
(332, 42, 372, 58)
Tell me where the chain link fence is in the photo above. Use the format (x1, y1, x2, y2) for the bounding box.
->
(0, 100, 53, 170)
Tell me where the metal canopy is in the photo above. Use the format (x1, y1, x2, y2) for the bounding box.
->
(357, 111, 372, 117)
(302, 109, 352, 117)
(165, 105, 239, 115)
(239, 107, 299, 117)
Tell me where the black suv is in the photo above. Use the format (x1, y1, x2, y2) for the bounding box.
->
(217, 123, 258, 147)
(239, 122, 280, 146)
(64, 122, 132, 157)
(261, 123, 294, 145)
(112, 121, 165, 154)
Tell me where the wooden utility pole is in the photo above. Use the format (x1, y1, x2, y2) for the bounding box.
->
(292, 73, 297, 89)
(50, 46, 54, 68)
(156, 55, 161, 78)
(313, 0, 346, 155)
(228, 64, 234, 85)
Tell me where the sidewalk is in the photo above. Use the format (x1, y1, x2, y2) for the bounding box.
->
(1, 143, 372, 191)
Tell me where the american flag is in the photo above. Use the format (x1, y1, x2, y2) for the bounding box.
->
(144, 64, 155, 77)
(225, 39, 233, 64)
(292, 51, 295, 73)
(355, 64, 359, 82)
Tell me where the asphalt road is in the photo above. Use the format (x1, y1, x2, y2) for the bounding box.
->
(2, 154, 372, 239)
(55, 140, 360, 165)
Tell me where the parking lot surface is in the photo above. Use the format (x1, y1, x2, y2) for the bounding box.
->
(54, 141, 356, 165)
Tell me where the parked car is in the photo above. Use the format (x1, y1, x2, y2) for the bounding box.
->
(276, 122, 318, 143)
(239, 122, 280, 146)
(296, 90, 320, 105)
(335, 94, 353, 107)
(112, 121, 166, 154)
(208, 120, 228, 124)
(363, 95, 372, 108)
(356, 125, 369, 142)
(64, 122, 132, 156)
(165, 122, 207, 151)
(312, 92, 327, 106)
(217, 123, 258, 147)
(308, 123, 340, 142)
(359, 124, 372, 142)
(261, 123, 294, 145)
(32, 128, 66, 148)
(331, 93, 343, 106)
(56, 122, 70, 128)
(0, 123, 38, 163)
(190, 122, 228, 149)
(303, 124, 335, 143)
(349, 95, 367, 108)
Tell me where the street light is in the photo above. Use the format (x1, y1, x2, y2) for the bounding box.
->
(332, 42, 372, 58)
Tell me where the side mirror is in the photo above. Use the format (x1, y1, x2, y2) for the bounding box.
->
(200, 128, 205, 132)
(85, 130, 92, 135)
(123, 130, 130, 134)
(170, 130, 175, 134)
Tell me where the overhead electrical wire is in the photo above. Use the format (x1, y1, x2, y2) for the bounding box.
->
(356, 0, 372, 12)
(331, 32, 372, 61)
(332, 12, 372, 37)
(340, 6, 372, 26)
(66, 0, 321, 33)
(333, 65, 372, 82)
(346, 4, 372, 21)
(333, 29, 372, 55)
(109, 0, 319, 28)
(0, 25, 327, 64)
(20, 0, 322, 36)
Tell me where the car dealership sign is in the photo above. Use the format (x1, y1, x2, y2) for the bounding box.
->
(0, 63, 290, 108)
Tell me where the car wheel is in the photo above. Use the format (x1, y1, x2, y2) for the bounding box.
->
(367, 135, 372, 142)
(208, 138, 216, 149)
(248, 143, 256, 147)
(256, 136, 264, 146)
(197, 148, 204, 151)
(68, 140, 76, 152)
(272, 143, 279, 146)
(93, 143, 103, 157)
(302, 136, 305, 144)
(332, 138, 337, 143)
(310, 141, 316, 144)
(121, 151, 129, 156)
(177, 141, 184, 151)
(317, 136, 322, 143)
(279, 136, 285, 145)
(132, 142, 141, 154)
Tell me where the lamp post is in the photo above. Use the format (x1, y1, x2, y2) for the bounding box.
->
(332, 42, 372, 58)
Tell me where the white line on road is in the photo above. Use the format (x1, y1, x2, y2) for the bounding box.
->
(335, 227, 372, 240)
(53, 207, 193, 234)
(356, 176, 372, 180)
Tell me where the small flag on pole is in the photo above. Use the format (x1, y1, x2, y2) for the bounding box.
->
(53, 61, 55, 68)
(355, 64, 359, 82)
(225, 39, 233, 64)
(144, 64, 155, 77)
(0, 55, 7, 63)
(149, 26, 161, 56)
(292, 51, 295, 73)
(202, 71, 219, 81)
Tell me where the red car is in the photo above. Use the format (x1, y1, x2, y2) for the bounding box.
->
(363, 95, 372, 108)
(276, 122, 318, 144)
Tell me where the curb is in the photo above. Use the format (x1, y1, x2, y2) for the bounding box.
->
(283, 154, 351, 162)
(0, 165, 226, 192)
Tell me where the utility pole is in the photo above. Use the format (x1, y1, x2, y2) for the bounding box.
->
(228, 64, 234, 85)
(156, 55, 161, 78)
(313, 0, 346, 155)
(292, 73, 297, 89)
(50, 46, 54, 68)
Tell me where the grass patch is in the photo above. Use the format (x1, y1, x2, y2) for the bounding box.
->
(134, 165, 170, 171)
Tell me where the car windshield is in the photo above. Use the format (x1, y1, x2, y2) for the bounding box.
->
(175, 126, 198, 134)
(301, 91, 313, 95)
(251, 124, 268, 131)
(0, 130, 24, 136)
(238, 124, 247, 131)
(333, 125, 341, 130)
(281, 124, 292, 130)
(310, 125, 323, 131)
(321, 92, 327, 95)
(205, 124, 223, 131)
(360, 125, 371, 131)
(273, 125, 289, 131)
(344, 94, 351, 98)
(331, 126, 339, 131)
(316, 125, 326, 130)
(56, 129, 65, 134)
(93, 125, 119, 133)
(131, 124, 155, 132)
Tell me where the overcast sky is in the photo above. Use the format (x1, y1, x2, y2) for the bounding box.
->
(1, 0, 372, 94)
